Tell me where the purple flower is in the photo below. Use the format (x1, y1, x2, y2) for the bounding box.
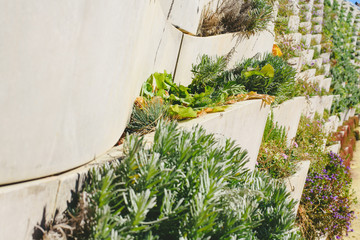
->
(282, 153, 288, 159)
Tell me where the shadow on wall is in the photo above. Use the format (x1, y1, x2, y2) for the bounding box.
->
(32, 174, 85, 240)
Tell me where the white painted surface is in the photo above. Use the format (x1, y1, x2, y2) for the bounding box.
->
(159, 0, 213, 35)
(288, 57, 303, 73)
(284, 160, 310, 214)
(179, 100, 270, 170)
(0, 0, 182, 184)
(326, 142, 341, 154)
(321, 95, 334, 112)
(288, 16, 300, 32)
(0, 176, 59, 239)
(323, 63, 331, 76)
(297, 68, 316, 82)
(0, 142, 125, 240)
(272, 97, 306, 145)
(300, 49, 315, 65)
(320, 78, 332, 92)
(320, 52, 331, 63)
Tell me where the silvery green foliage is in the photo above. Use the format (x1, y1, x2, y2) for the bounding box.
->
(69, 120, 301, 239)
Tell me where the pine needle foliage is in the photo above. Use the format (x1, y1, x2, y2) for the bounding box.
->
(61, 120, 301, 239)
(197, 0, 274, 37)
(189, 55, 228, 93)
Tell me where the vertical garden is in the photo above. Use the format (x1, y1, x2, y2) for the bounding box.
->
(36, 0, 360, 239)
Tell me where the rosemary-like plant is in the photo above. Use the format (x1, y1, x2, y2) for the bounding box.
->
(197, 0, 274, 37)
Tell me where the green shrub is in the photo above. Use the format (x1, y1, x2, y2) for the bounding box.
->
(56, 120, 301, 239)
(224, 54, 297, 104)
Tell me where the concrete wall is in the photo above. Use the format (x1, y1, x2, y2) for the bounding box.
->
(0, 0, 183, 185)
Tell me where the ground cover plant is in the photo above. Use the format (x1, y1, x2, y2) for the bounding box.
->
(257, 113, 298, 179)
(44, 120, 302, 239)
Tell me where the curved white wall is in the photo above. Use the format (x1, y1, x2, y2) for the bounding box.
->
(0, 0, 182, 184)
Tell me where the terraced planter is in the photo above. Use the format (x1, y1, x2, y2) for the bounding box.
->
(272, 97, 306, 145)
(174, 29, 275, 85)
(284, 33, 302, 45)
(312, 24, 322, 34)
(299, 21, 312, 34)
(324, 115, 340, 135)
(300, 49, 315, 65)
(297, 68, 316, 81)
(310, 57, 323, 68)
(284, 160, 311, 214)
(312, 75, 325, 87)
(311, 33, 322, 45)
(319, 77, 332, 92)
(320, 52, 331, 63)
(179, 99, 270, 170)
(303, 95, 333, 118)
(288, 57, 303, 73)
(288, 16, 300, 32)
(312, 16, 323, 24)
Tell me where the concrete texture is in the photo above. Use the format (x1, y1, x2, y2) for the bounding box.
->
(179, 100, 270, 170)
(297, 69, 316, 82)
(300, 49, 315, 65)
(288, 57, 303, 73)
(159, 0, 214, 35)
(272, 97, 306, 145)
(0, 143, 124, 240)
(288, 16, 300, 32)
(284, 160, 311, 214)
(0, 0, 182, 184)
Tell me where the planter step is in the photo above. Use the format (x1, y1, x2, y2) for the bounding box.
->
(179, 99, 270, 170)
(284, 160, 311, 214)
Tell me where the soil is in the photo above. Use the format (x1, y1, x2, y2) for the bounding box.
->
(344, 132, 360, 239)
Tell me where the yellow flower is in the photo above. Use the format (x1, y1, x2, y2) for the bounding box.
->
(272, 44, 283, 57)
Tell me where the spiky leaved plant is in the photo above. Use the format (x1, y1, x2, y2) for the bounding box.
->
(53, 120, 301, 239)
(125, 97, 169, 135)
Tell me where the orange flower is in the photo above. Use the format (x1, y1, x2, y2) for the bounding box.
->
(272, 44, 283, 57)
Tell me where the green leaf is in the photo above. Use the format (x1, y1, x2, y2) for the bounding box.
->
(212, 106, 228, 112)
(260, 64, 275, 78)
(169, 105, 197, 119)
(244, 70, 265, 78)
(141, 81, 154, 98)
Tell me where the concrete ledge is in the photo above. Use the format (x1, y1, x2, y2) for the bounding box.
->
(284, 160, 311, 214)
(326, 141, 341, 154)
(179, 99, 270, 170)
(272, 97, 306, 145)
(174, 30, 275, 85)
